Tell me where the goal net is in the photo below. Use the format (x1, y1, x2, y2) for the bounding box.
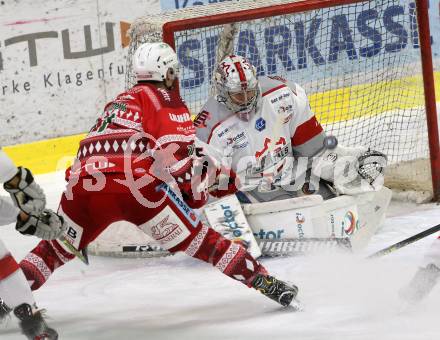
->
(88, 0, 439, 257)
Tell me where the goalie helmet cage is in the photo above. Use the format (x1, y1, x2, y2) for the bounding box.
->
(126, 0, 439, 203)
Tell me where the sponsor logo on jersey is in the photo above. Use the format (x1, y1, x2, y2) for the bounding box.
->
(217, 127, 230, 138)
(176, 125, 195, 135)
(152, 216, 180, 240)
(226, 131, 246, 146)
(59, 209, 84, 249)
(233, 142, 249, 149)
(144, 206, 191, 249)
(156, 183, 199, 227)
(283, 113, 292, 124)
(342, 211, 359, 235)
(296, 212, 306, 239)
(194, 110, 211, 128)
(158, 88, 171, 101)
(278, 104, 293, 114)
(70, 159, 116, 176)
(255, 118, 266, 131)
(169, 112, 191, 123)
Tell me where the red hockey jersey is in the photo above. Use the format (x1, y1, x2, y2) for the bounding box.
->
(68, 83, 196, 194)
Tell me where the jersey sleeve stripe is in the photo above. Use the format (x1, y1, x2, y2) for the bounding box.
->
(291, 116, 324, 147)
(292, 132, 326, 157)
(262, 84, 286, 97)
(0, 254, 19, 280)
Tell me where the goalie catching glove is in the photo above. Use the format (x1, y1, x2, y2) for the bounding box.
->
(3, 167, 46, 215)
(16, 209, 67, 240)
(312, 146, 387, 195)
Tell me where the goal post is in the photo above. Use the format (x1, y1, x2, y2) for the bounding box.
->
(126, 0, 439, 202)
(415, 0, 440, 201)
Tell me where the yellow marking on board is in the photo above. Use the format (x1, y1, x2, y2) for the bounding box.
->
(3, 71, 439, 175)
(3, 134, 86, 175)
(310, 72, 440, 124)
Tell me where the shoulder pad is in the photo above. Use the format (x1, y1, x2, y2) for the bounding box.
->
(195, 97, 232, 143)
(259, 76, 287, 95)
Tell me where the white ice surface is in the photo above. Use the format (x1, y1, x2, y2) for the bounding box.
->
(1, 171, 439, 340)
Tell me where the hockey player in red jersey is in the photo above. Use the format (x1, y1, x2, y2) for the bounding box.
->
(1, 148, 64, 339)
(19, 42, 299, 308)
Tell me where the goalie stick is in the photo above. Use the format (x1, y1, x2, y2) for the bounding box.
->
(258, 237, 352, 257)
(367, 223, 440, 259)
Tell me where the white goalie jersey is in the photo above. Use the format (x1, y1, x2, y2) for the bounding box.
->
(195, 76, 326, 197)
(195, 76, 391, 256)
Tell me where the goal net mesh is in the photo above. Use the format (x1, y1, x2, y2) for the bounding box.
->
(126, 0, 435, 201)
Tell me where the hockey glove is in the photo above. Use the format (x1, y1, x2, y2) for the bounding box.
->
(312, 146, 387, 195)
(16, 209, 67, 240)
(190, 150, 239, 199)
(207, 167, 239, 198)
(357, 149, 387, 186)
(3, 167, 46, 215)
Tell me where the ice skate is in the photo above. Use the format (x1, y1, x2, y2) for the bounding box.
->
(252, 274, 299, 308)
(0, 298, 12, 321)
(13, 303, 58, 340)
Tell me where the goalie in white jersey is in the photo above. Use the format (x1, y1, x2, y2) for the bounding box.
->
(195, 55, 391, 255)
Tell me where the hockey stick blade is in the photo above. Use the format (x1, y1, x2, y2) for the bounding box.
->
(258, 238, 352, 257)
(367, 223, 440, 259)
(59, 236, 89, 265)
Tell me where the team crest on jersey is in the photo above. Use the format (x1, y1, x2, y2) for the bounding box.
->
(255, 118, 266, 132)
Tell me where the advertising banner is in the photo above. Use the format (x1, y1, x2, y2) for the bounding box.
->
(0, 0, 160, 145)
(1, 0, 439, 147)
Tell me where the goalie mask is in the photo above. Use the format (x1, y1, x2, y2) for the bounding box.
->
(133, 42, 180, 85)
(214, 55, 260, 121)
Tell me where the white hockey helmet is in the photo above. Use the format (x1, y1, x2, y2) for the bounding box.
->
(214, 55, 260, 121)
(133, 42, 180, 82)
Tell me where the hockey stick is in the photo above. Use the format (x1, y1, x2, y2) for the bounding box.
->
(367, 223, 440, 259)
(258, 237, 352, 257)
(59, 236, 89, 265)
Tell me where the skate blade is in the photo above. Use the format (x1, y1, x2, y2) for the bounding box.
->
(290, 298, 303, 312)
(283, 298, 303, 312)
